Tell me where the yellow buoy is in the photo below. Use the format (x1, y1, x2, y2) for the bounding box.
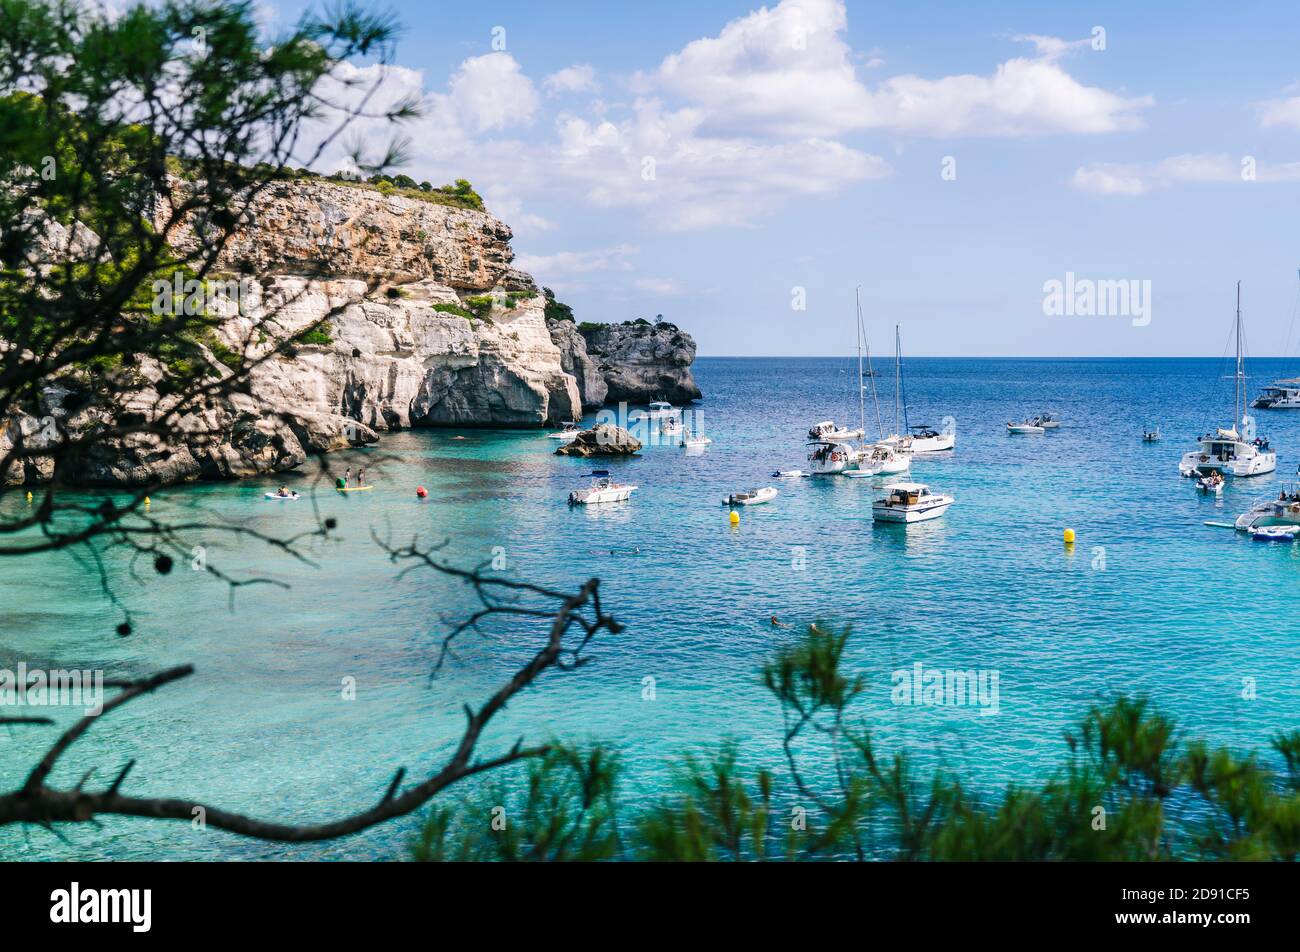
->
(144, 496, 151, 507)
(25, 491, 32, 503)
(729, 510, 740, 526)
(1063, 528, 1075, 544)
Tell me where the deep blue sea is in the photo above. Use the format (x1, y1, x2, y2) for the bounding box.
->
(3, 356, 1300, 860)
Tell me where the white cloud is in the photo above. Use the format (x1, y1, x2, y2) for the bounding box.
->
(447, 53, 539, 132)
(650, 0, 872, 137)
(1070, 154, 1300, 195)
(643, 0, 1148, 139)
(863, 51, 1150, 137)
(549, 100, 890, 230)
(634, 278, 684, 295)
(513, 244, 639, 280)
(1257, 95, 1300, 129)
(544, 64, 598, 96)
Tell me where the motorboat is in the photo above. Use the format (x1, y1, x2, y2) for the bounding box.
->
(568, 471, 637, 505)
(807, 440, 860, 475)
(680, 428, 711, 448)
(772, 469, 809, 478)
(1142, 427, 1161, 442)
(1252, 380, 1300, 409)
(871, 482, 954, 523)
(1180, 283, 1276, 478)
(264, 491, 300, 501)
(1234, 486, 1300, 530)
(1007, 421, 1045, 435)
(723, 486, 778, 506)
(807, 420, 864, 442)
(644, 401, 680, 420)
(547, 421, 581, 441)
(1032, 414, 1061, 429)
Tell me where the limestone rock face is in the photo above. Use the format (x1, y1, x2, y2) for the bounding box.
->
(161, 178, 522, 290)
(6, 178, 696, 486)
(554, 423, 642, 457)
(578, 322, 701, 405)
(546, 318, 608, 410)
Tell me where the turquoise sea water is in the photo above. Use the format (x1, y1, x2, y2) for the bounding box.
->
(3, 356, 1300, 860)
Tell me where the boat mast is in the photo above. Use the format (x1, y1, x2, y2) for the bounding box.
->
(894, 324, 902, 435)
(1236, 280, 1243, 430)
(855, 287, 866, 436)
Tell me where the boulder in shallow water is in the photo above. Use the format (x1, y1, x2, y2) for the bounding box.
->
(555, 423, 641, 457)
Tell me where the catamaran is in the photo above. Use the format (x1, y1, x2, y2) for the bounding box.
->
(1251, 270, 1300, 409)
(1179, 282, 1276, 478)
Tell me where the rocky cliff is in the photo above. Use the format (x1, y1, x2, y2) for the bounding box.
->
(575, 321, 702, 405)
(6, 178, 700, 487)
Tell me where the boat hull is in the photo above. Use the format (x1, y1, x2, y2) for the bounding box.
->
(872, 500, 952, 523)
(569, 487, 636, 504)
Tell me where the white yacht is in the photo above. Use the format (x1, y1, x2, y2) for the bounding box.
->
(1250, 272, 1300, 409)
(1235, 486, 1300, 530)
(568, 471, 637, 505)
(875, 326, 954, 453)
(807, 420, 864, 442)
(1007, 421, 1045, 435)
(1179, 283, 1276, 479)
(1251, 380, 1300, 409)
(644, 401, 679, 420)
(547, 421, 581, 441)
(807, 439, 860, 475)
(849, 443, 911, 476)
(872, 482, 954, 523)
(723, 486, 778, 506)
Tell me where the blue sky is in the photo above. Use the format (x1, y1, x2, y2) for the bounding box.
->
(271, 0, 1300, 357)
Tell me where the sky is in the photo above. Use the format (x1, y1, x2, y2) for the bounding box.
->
(264, 0, 1300, 357)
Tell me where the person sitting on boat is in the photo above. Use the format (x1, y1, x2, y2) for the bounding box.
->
(277, 486, 291, 497)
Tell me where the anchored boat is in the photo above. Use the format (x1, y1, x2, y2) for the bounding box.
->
(871, 481, 954, 523)
(568, 471, 637, 505)
(723, 486, 778, 506)
(1179, 283, 1276, 478)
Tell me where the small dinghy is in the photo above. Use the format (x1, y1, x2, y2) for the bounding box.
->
(1032, 414, 1060, 429)
(1250, 525, 1300, 542)
(264, 491, 300, 501)
(723, 486, 778, 506)
(1197, 473, 1225, 495)
(1142, 427, 1161, 442)
(772, 469, 808, 478)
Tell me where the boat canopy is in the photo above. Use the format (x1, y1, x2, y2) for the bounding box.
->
(589, 470, 610, 477)
(885, 482, 928, 493)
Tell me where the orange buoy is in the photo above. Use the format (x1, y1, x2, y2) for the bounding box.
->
(416, 486, 428, 498)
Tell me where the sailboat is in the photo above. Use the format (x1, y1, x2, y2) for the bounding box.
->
(876, 326, 955, 453)
(845, 294, 910, 476)
(808, 290, 871, 475)
(1178, 282, 1276, 478)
